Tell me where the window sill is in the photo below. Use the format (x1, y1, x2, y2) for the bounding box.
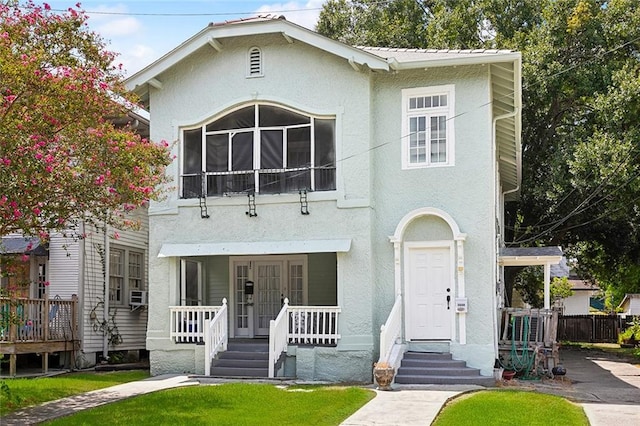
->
(176, 190, 338, 208)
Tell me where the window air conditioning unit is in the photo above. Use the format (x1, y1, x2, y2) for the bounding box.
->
(130, 290, 147, 307)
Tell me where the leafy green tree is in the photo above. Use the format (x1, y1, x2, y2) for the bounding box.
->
(0, 1, 172, 240)
(318, 0, 640, 305)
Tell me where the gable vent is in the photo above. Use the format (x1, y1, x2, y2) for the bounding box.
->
(248, 47, 262, 77)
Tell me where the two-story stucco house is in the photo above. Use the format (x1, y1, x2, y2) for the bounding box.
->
(125, 16, 522, 384)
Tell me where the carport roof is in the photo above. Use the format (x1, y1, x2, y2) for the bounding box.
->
(499, 246, 563, 266)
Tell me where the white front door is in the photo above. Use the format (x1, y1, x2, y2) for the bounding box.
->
(405, 245, 453, 340)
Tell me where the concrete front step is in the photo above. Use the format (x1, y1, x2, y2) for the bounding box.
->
(398, 367, 481, 377)
(218, 351, 269, 360)
(395, 352, 495, 386)
(214, 358, 269, 368)
(394, 374, 495, 386)
(209, 366, 269, 378)
(210, 339, 270, 378)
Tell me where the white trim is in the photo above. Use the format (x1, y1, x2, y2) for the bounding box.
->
(229, 255, 308, 338)
(158, 239, 351, 258)
(390, 207, 466, 243)
(390, 207, 466, 345)
(401, 85, 455, 169)
(246, 46, 263, 78)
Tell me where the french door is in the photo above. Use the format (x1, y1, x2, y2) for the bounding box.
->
(232, 256, 306, 337)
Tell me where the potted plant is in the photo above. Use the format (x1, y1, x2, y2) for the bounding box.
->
(619, 317, 640, 348)
(373, 361, 395, 390)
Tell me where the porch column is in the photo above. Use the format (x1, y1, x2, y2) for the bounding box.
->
(392, 240, 401, 296)
(543, 263, 551, 310)
(455, 238, 466, 345)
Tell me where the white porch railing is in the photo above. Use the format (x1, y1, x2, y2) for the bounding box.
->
(288, 305, 341, 345)
(379, 294, 402, 364)
(268, 298, 290, 378)
(170, 305, 222, 343)
(204, 298, 228, 375)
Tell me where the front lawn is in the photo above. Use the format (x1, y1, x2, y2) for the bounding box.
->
(0, 370, 149, 416)
(44, 383, 375, 425)
(433, 390, 588, 426)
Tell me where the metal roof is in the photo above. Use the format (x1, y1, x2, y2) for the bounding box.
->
(0, 236, 48, 256)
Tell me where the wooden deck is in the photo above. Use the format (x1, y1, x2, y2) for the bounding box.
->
(1, 296, 80, 376)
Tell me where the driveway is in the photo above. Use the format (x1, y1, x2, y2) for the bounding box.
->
(503, 346, 640, 426)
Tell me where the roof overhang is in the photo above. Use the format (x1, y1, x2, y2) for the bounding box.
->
(158, 239, 352, 258)
(125, 18, 389, 95)
(498, 246, 562, 267)
(386, 51, 521, 71)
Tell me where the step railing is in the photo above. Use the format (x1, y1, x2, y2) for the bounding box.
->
(268, 298, 289, 378)
(204, 298, 228, 375)
(169, 305, 222, 343)
(379, 294, 402, 364)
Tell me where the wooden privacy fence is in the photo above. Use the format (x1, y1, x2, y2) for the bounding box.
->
(557, 314, 624, 343)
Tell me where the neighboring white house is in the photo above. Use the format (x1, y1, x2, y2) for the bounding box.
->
(618, 294, 640, 316)
(125, 16, 523, 382)
(556, 278, 599, 315)
(1, 111, 151, 374)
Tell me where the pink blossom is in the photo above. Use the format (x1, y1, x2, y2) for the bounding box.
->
(21, 254, 29, 262)
(44, 281, 50, 287)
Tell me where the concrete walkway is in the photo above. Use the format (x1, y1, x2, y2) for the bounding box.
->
(2, 348, 639, 425)
(2, 374, 196, 425)
(340, 386, 478, 425)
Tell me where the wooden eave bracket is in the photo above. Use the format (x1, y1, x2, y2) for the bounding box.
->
(348, 57, 361, 72)
(148, 78, 163, 90)
(281, 32, 294, 44)
(208, 36, 223, 52)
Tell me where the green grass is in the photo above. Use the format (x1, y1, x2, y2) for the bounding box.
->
(0, 370, 149, 416)
(44, 383, 375, 425)
(433, 390, 588, 426)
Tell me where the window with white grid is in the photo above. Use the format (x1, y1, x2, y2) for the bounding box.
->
(402, 85, 455, 169)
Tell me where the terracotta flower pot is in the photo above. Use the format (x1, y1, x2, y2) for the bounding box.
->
(502, 370, 516, 380)
(374, 367, 395, 390)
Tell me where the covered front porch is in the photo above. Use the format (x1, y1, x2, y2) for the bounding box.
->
(169, 299, 341, 377)
(157, 240, 350, 378)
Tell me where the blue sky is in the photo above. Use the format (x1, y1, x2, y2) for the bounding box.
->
(46, 1, 324, 76)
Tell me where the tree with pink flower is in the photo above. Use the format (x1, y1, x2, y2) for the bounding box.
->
(0, 1, 172, 240)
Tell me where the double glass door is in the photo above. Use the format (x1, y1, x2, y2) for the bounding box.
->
(233, 257, 305, 337)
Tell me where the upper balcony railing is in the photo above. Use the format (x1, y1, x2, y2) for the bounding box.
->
(181, 167, 336, 198)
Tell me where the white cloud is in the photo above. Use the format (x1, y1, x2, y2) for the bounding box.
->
(255, 1, 323, 30)
(116, 44, 157, 76)
(96, 16, 142, 38)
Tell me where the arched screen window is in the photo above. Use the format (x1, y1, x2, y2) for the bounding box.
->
(181, 104, 336, 198)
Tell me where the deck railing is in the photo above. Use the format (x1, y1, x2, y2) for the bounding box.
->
(204, 299, 228, 375)
(169, 305, 222, 343)
(269, 298, 290, 378)
(288, 305, 342, 346)
(499, 308, 558, 348)
(379, 294, 402, 364)
(0, 296, 77, 343)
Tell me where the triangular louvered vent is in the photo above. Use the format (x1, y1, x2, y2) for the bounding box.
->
(248, 47, 262, 76)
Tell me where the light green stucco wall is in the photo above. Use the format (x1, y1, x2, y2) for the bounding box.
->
(144, 31, 500, 379)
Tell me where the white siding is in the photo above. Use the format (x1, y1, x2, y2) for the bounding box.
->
(47, 233, 81, 298)
(80, 209, 150, 354)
